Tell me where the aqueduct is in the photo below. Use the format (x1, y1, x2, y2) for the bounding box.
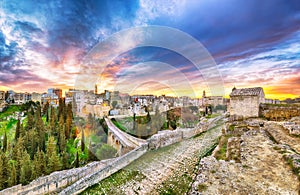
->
(105, 117, 147, 155)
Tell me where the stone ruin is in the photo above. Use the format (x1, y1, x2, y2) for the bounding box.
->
(281, 117, 300, 136)
(226, 137, 241, 162)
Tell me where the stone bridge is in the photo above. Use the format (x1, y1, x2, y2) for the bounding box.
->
(105, 117, 147, 156)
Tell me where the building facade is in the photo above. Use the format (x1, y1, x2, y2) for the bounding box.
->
(229, 87, 265, 118)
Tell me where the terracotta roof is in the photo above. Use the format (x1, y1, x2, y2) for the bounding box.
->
(230, 87, 263, 97)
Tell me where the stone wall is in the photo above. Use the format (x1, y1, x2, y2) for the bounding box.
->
(60, 143, 149, 195)
(229, 96, 260, 118)
(260, 104, 300, 121)
(147, 117, 217, 150)
(0, 160, 111, 195)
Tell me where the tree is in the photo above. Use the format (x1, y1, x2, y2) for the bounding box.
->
(88, 141, 97, 162)
(42, 101, 49, 116)
(20, 150, 32, 185)
(15, 119, 21, 141)
(46, 136, 61, 174)
(59, 126, 66, 153)
(112, 100, 118, 109)
(65, 109, 72, 139)
(35, 111, 46, 152)
(31, 148, 46, 180)
(81, 130, 85, 152)
(2, 132, 7, 152)
(0, 152, 8, 189)
(38, 149, 46, 175)
(12, 137, 24, 183)
(72, 97, 77, 115)
(61, 151, 69, 169)
(96, 144, 117, 160)
(26, 112, 34, 131)
(74, 151, 79, 168)
(147, 110, 151, 122)
(24, 129, 38, 159)
(8, 162, 17, 187)
(50, 107, 57, 136)
(19, 123, 25, 138)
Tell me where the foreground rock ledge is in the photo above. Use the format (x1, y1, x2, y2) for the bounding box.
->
(190, 129, 299, 194)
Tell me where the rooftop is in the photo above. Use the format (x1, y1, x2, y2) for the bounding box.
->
(230, 87, 263, 97)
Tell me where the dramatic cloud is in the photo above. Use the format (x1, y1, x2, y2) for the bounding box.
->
(0, 0, 299, 99)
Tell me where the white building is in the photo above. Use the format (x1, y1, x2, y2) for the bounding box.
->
(31, 92, 42, 102)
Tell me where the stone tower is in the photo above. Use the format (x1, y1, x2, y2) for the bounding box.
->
(95, 84, 98, 95)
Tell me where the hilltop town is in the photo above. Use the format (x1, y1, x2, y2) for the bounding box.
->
(1, 86, 299, 118)
(0, 86, 300, 194)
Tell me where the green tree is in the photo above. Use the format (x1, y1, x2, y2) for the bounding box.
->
(59, 126, 66, 153)
(12, 137, 24, 183)
(65, 107, 72, 139)
(20, 150, 32, 185)
(88, 141, 97, 162)
(24, 129, 38, 159)
(61, 151, 69, 169)
(31, 148, 46, 180)
(96, 144, 117, 160)
(38, 149, 46, 175)
(58, 98, 66, 122)
(46, 136, 61, 174)
(26, 111, 34, 131)
(35, 111, 46, 152)
(15, 119, 21, 141)
(0, 151, 9, 189)
(2, 132, 7, 152)
(19, 123, 25, 138)
(42, 101, 50, 116)
(112, 100, 118, 109)
(81, 129, 85, 152)
(50, 107, 57, 136)
(74, 151, 79, 168)
(8, 161, 17, 187)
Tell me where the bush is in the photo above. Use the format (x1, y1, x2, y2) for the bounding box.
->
(96, 144, 117, 160)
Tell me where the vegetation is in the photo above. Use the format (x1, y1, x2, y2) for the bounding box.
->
(214, 135, 232, 160)
(0, 99, 111, 190)
(0, 105, 21, 120)
(197, 184, 208, 192)
(95, 144, 117, 160)
(82, 169, 145, 195)
(111, 119, 127, 132)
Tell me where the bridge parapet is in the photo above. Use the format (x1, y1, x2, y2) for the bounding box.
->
(105, 118, 147, 155)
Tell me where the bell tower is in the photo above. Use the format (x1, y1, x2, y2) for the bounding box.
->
(95, 84, 98, 95)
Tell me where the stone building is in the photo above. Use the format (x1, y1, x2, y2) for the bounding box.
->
(0, 91, 5, 101)
(229, 87, 265, 118)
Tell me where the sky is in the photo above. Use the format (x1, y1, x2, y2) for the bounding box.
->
(0, 0, 299, 99)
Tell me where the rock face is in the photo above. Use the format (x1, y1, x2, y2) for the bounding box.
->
(190, 122, 300, 194)
(280, 117, 300, 136)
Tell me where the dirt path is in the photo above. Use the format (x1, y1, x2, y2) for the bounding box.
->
(82, 119, 224, 195)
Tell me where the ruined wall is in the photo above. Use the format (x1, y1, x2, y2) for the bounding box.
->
(260, 104, 300, 121)
(230, 96, 260, 118)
